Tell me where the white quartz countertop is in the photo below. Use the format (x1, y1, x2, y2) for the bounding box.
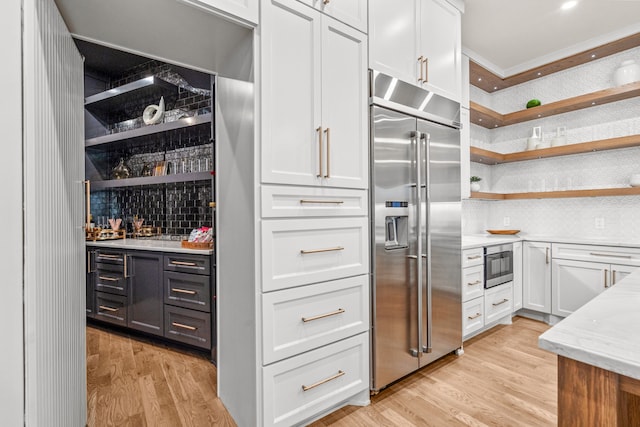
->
(86, 239, 213, 255)
(462, 233, 640, 249)
(538, 268, 640, 380)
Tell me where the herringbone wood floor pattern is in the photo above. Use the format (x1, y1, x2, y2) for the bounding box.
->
(87, 316, 556, 426)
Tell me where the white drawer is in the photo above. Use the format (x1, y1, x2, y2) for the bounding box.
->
(262, 333, 369, 427)
(462, 264, 484, 302)
(462, 297, 484, 337)
(462, 248, 484, 268)
(262, 275, 369, 364)
(552, 243, 640, 267)
(261, 218, 369, 292)
(484, 282, 513, 325)
(261, 185, 368, 218)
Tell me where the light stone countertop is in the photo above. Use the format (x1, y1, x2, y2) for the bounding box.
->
(462, 233, 640, 250)
(538, 268, 640, 380)
(86, 238, 214, 255)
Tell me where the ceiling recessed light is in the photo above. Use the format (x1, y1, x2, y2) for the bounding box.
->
(479, 118, 483, 122)
(561, 1, 578, 11)
(478, 78, 482, 81)
(591, 54, 596, 58)
(494, 86, 498, 90)
(537, 72, 542, 76)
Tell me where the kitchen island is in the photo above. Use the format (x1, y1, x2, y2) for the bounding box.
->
(539, 268, 640, 426)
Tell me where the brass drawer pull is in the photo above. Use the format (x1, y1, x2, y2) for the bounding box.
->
(466, 255, 481, 260)
(302, 370, 345, 392)
(300, 246, 344, 255)
(99, 254, 121, 259)
(467, 280, 481, 286)
(98, 276, 119, 282)
(170, 261, 198, 267)
(492, 298, 509, 307)
(589, 252, 632, 259)
(172, 288, 197, 295)
(467, 313, 481, 320)
(302, 308, 345, 323)
(299, 199, 344, 205)
(99, 305, 118, 312)
(172, 322, 197, 331)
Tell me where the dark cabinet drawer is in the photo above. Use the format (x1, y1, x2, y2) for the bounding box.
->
(95, 250, 125, 265)
(164, 305, 211, 350)
(95, 292, 127, 327)
(164, 253, 211, 276)
(95, 264, 127, 296)
(164, 271, 211, 312)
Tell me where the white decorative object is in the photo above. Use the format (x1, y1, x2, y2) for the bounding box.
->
(526, 126, 542, 150)
(536, 141, 550, 149)
(551, 126, 567, 147)
(470, 182, 481, 192)
(613, 60, 640, 87)
(143, 96, 165, 125)
(630, 174, 640, 187)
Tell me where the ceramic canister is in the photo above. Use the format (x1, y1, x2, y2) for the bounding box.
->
(613, 60, 640, 87)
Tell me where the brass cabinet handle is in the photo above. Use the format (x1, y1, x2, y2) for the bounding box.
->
(324, 127, 331, 178)
(99, 305, 118, 313)
(317, 126, 323, 178)
(170, 261, 198, 267)
(172, 288, 197, 295)
(302, 370, 345, 392)
(300, 199, 344, 205)
(98, 276, 119, 282)
(604, 269, 609, 288)
(546, 247, 549, 264)
(87, 251, 95, 273)
(124, 255, 129, 278)
(417, 56, 424, 82)
(302, 308, 345, 323)
(99, 254, 121, 259)
(467, 313, 481, 320)
(300, 246, 344, 254)
(467, 255, 482, 260)
(492, 298, 509, 307)
(467, 280, 481, 286)
(172, 322, 197, 331)
(423, 57, 429, 83)
(589, 252, 632, 259)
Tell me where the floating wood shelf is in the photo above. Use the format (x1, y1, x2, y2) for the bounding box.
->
(91, 171, 212, 190)
(471, 187, 640, 200)
(85, 114, 212, 148)
(470, 82, 640, 129)
(470, 134, 640, 164)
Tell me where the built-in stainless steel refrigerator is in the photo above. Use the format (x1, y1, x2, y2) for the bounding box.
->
(370, 71, 462, 391)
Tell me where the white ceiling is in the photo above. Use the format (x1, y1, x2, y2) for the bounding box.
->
(462, 0, 640, 77)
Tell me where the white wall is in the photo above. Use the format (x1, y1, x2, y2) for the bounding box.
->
(0, 1, 24, 425)
(464, 46, 640, 240)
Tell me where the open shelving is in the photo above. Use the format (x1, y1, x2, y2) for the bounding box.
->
(470, 81, 640, 129)
(90, 171, 212, 190)
(471, 187, 640, 200)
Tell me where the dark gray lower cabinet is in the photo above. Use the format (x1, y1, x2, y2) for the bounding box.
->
(95, 291, 127, 326)
(164, 305, 212, 348)
(127, 251, 164, 336)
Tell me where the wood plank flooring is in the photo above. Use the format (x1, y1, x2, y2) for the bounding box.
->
(87, 316, 556, 426)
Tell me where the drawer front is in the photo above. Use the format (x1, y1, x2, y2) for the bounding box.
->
(164, 253, 211, 276)
(164, 271, 212, 312)
(261, 185, 368, 218)
(552, 243, 640, 267)
(462, 248, 484, 268)
(462, 297, 484, 337)
(95, 250, 125, 265)
(484, 282, 513, 325)
(164, 305, 212, 350)
(95, 291, 127, 327)
(262, 218, 369, 292)
(262, 275, 369, 364)
(262, 333, 369, 427)
(462, 264, 484, 302)
(95, 266, 127, 296)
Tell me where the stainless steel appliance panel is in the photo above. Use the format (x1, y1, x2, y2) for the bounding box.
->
(417, 119, 462, 366)
(371, 106, 420, 390)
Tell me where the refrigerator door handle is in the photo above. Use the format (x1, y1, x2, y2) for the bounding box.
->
(413, 130, 424, 358)
(421, 132, 433, 354)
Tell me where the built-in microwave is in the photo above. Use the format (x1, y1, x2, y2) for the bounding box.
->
(484, 243, 514, 289)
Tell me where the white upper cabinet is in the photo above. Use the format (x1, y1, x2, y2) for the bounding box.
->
(369, 0, 461, 102)
(262, 0, 368, 189)
(177, 0, 258, 25)
(298, 0, 368, 33)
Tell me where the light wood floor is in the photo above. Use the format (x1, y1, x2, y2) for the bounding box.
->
(87, 316, 556, 426)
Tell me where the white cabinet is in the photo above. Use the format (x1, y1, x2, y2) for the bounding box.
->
(462, 247, 483, 269)
(461, 264, 484, 301)
(462, 297, 484, 336)
(523, 242, 552, 313)
(177, 0, 258, 24)
(485, 282, 513, 325)
(369, 0, 461, 101)
(611, 263, 635, 285)
(298, 0, 368, 33)
(513, 241, 523, 311)
(261, 0, 368, 189)
(261, 185, 368, 218)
